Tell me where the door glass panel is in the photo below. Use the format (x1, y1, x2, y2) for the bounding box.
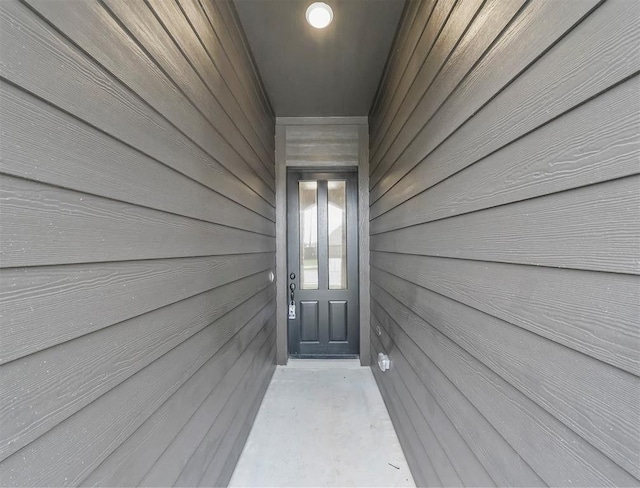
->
(328, 180, 347, 289)
(299, 181, 318, 289)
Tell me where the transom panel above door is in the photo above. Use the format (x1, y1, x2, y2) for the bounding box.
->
(287, 170, 359, 358)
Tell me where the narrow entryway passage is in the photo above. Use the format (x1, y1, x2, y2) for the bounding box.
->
(229, 360, 415, 487)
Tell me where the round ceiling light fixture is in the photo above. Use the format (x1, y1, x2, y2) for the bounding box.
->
(306, 2, 333, 29)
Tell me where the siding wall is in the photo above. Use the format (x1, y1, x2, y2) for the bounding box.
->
(281, 121, 361, 167)
(368, 0, 640, 486)
(0, 0, 276, 486)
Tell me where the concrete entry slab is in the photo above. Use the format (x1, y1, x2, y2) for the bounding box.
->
(229, 359, 415, 487)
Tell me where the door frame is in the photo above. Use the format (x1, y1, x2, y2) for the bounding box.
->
(275, 117, 370, 366)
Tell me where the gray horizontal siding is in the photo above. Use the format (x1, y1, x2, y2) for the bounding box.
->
(284, 124, 360, 166)
(0, 0, 276, 486)
(368, 0, 640, 486)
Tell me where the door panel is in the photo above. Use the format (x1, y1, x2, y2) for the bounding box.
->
(287, 170, 359, 357)
(329, 301, 348, 342)
(300, 301, 319, 342)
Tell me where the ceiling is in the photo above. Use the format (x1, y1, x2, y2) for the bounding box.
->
(233, 0, 405, 117)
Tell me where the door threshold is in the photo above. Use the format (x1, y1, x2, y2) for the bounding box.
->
(289, 354, 359, 360)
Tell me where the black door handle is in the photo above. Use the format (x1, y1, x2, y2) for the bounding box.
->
(289, 282, 296, 304)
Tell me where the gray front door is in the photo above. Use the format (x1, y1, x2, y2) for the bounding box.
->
(287, 170, 359, 358)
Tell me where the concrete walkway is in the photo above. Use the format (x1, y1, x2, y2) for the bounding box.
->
(229, 359, 415, 487)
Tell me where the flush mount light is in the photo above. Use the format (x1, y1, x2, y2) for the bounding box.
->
(306, 2, 333, 29)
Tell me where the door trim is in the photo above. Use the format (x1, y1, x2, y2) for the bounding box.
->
(275, 118, 370, 366)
